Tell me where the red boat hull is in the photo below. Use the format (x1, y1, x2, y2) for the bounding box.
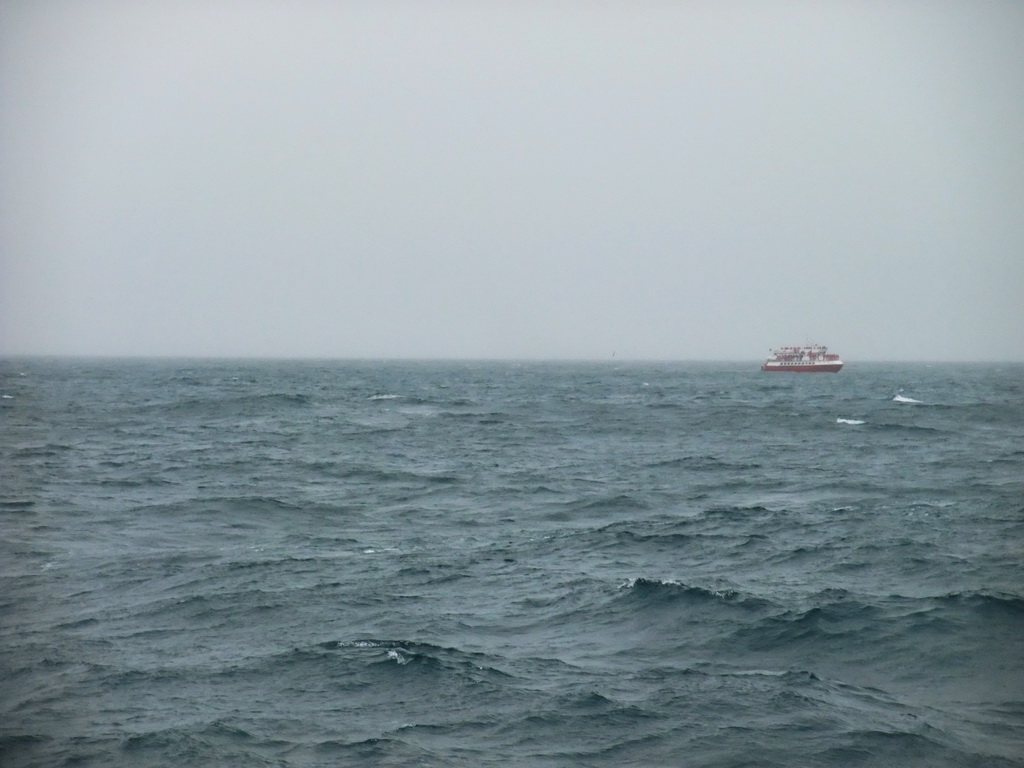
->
(761, 363, 843, 373)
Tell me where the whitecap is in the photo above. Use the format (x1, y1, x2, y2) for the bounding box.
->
(892, 394, 922, 403)
(387, 649, 410, 665)
(836, 418, 865, 425)
(618, 577, 682, 589)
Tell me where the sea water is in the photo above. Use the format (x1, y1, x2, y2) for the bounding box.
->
(1, 359, 1022, 767)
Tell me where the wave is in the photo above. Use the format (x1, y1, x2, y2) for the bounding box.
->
(119, 720, 286, 766)
(310, 736, 444, 764)
(893, 394, 923, 403)
(868, 422, 945, 434)
(368, 393, 476, 407)
(699, 504, 775, 520)
(322, 464, 462, 486)
(138, 391, 314, 417)
(97, 475, 175, 489)
(546, 494, 650, 520)
(618, 578, 773, 611)
(651, 455, 763, 471)
(931, 590, 1024, 616)
(810, 730, 968, 766)
(317, 637, 497, 659)
(725, 588, 1024, 653)
(135, 494, 307, 518)
(435, 409, 509, 424)
(9, 443, 74, 458)
(0, 499, 35, 512)
(593, 525, 693, 549)
(306, 639, 517, 687)
(581, 520, 773, 555)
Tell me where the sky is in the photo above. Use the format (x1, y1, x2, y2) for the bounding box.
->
(2, 1, 1022, 361)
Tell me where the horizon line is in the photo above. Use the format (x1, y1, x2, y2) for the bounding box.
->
(2, 353, 1022, 365)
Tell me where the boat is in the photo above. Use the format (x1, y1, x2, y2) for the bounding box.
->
(761, 344, 843, 372)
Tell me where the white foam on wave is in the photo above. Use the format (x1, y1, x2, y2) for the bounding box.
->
(369, 393, 401, 400)
(619, 577, 683, 589)
(836, 418, 865, 425)
(893, 394, 922, 403)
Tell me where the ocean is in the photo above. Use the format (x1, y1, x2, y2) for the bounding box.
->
(1, 358, 1022, 767)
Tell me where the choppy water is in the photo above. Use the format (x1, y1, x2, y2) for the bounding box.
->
(2, 358, 1022, 767)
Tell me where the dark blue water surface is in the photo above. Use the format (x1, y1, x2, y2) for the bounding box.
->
(2, 359, 1022, 767)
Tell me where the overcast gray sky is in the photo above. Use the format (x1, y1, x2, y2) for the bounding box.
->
(2, 1, 1022, 361)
